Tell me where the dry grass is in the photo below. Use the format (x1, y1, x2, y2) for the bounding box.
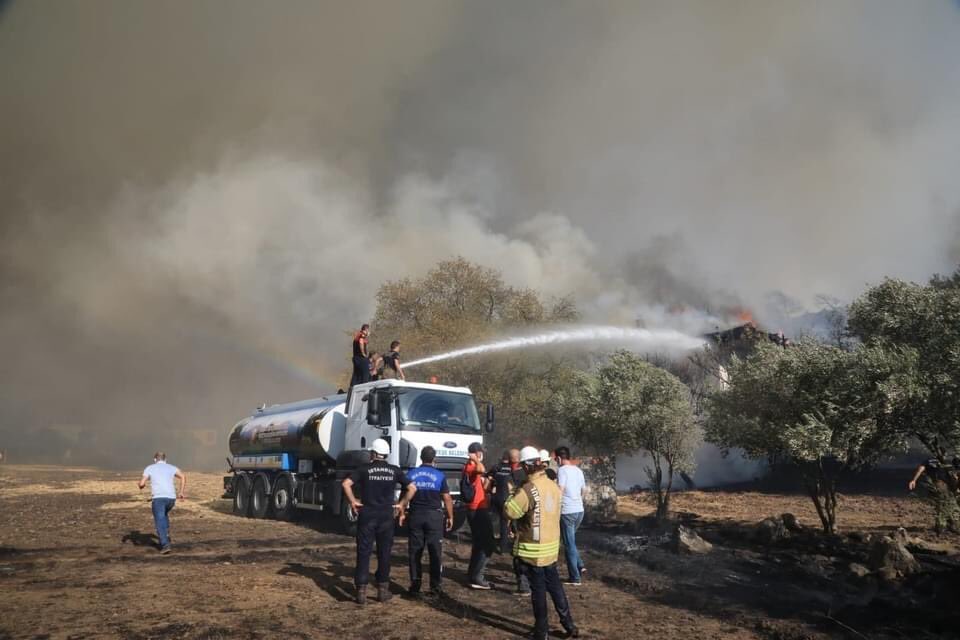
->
(619, 488, 932, 532)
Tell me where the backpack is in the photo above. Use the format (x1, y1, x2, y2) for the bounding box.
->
(491, 463, 513, 502)
(459, 464, 477, 504)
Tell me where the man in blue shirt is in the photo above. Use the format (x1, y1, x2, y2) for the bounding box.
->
(402, 445, 454, 597)
(138, 451, 186, 555)
(554, 446, 586, 585)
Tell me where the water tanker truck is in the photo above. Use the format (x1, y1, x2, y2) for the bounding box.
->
(223, 379, 493, 533)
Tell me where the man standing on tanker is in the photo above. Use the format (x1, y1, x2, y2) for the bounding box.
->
(382, 340, 405, 380)
(137, 451, 186, 555)
(342, 438, 416, 604)
(351, 324, 371, 386)
(503, 446, 578, 639)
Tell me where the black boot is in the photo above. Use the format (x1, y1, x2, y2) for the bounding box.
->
(356, 584, 367, 605)
(377, 582, 393, 603)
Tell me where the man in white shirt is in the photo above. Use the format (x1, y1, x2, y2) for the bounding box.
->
(554, 447, 586, 585)
(138, 451, 186, 554)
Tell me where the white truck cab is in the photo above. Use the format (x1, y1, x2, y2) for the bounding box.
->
(346, 379, 492, 469)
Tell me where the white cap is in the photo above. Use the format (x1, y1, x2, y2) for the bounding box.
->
(370, 438, 390, 456)
(519, 446, 540, 464)
(538, 449, 551, 463)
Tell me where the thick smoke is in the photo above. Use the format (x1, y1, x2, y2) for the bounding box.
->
(2, 1, 960, 470)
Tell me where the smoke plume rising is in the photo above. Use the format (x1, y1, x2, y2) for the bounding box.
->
(2, 1, 960, 469)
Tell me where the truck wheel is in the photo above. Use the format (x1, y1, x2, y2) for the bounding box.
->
(272, 476, 296, 521)
(232, 474, 252, 517)
(340, 498, 358, 536)
(250, 475, 270, 519)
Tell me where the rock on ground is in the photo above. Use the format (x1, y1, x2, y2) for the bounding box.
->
(755, 516, 789, 544)
(781, 513, 802, 532)
(673, 525, 712, 554)
(848, 562, 871, 579)
(868, 527, 920, 580)
(592, 534, 649, 555)
(906, 536, 956, 556)
(581, 456, 618, 523)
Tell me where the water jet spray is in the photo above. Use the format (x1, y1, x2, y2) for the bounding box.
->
(402, 325, 705, 370)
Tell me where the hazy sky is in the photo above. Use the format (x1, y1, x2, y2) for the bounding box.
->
(2, 1, 959, 467)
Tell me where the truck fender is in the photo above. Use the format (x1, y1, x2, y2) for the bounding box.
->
(327, 482, 345, 516)
(232, 471, 252, 494)
(272, 471, 296, 496)
(254, 472, 273, 495)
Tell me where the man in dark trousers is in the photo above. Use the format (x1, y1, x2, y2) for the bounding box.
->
(464, 442, 496, 589)
(342, 438, 416, 604)
(351, 324, 371, 386)
(489, 450, 517, 554)
(401, 446, 454, 597)
(504, 447, 531, 595)
(504, 446, 578, 639)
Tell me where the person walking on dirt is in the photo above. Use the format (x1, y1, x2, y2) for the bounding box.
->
(351, 324, 371, 386)
(137, 451, 186, 555)
(382, 341, 405, 380)
(401, 445, 454, 597)
(463, 442, 496, 589)
(908, 456, 960, 533)
(555, 446, 587, 585)
(503, 446, 578, 639)
(342, 438, 416, 604)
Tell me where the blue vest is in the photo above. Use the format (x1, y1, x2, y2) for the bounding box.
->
(408, 465, 448, 511)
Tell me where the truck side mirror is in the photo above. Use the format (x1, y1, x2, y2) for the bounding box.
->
(378, 393, 392, 427)
(366, 393, 379, 426)
(367, 392, 393, 427)
(485, 402, 495, 433)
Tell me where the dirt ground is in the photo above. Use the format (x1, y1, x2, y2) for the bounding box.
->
(1, 465, 958, 640)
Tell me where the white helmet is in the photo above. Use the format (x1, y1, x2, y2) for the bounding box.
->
(519, 446, 540, 464)
(538, 449, 551, 463)
(370, 438, 390, 456)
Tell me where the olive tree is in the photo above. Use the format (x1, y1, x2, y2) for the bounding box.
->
(561, 351, 700, 520)
(848, 272, 960, 460)
(706, 339, 919, 533)
(371, 257, 580, 448)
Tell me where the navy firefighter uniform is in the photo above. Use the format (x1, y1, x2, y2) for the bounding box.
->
(349, 457, 410, 590)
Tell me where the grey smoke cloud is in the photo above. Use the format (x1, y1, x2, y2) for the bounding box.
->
(2, 1, 960, 469)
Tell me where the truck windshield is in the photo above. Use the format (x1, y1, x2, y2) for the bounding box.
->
(397, 389, 481, 434)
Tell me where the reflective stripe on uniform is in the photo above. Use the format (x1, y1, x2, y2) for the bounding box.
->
(504, 497, 525, 519)
(515, 540, 560, 558)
